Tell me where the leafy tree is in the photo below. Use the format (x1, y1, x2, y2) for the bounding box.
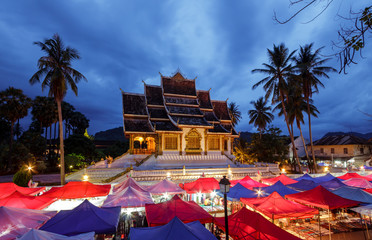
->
(233, 138, 251, 164)
(228, 102, 242, 127)
(65, 153, 85, 172)
(31, 96, 58, 135)
(248, 97, 274, 138)
(252, 43, 302, 172)
(0, 143, 36, 170)
(0, 117, 10, 145)
(248, 127, 289, 164)
(29, 34, 87, 185)
(295, 43, 336, 172)
(64, 134, 96, 160)
(20, 131, 47, 161)
(103, 141, 129, 159)
(62, 101, 75, 138)
(69, 111, 89, 135)
(13, 168, 32, 187)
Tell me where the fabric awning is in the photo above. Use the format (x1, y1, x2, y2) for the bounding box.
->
(262, 174, 298, 185)
(332, 186, 372, 204)
(294, 173, 314, 182)
(0, 183, 45, 198)
(146, 179, 185, 195)
(0, 191, 56, 210)
(180, 178, 219, 194)
(145, 195, 214, 226)
(253, 181, 299, 197)
(113, 177, 148, 193)
(102, 186, 154, 208)
(287, 179, 319, 191)
(219, 183, 266, 201)
(343, 178, 372, 189)
(42, 181, 111, 199)
(18, 229, 95, 240)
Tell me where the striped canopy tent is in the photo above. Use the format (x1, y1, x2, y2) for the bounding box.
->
(285, 186, 359, 210)
(0, 191, 56, 210)
(0, 183, 45, 198)
(242, 192, 318, 220)
(0, 207, 56, 239)
(262, 174, 298, 186)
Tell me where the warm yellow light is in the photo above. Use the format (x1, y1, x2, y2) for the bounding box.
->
(361, 166, 365, 170)
(138, 137, 144, 142)
(69, 165, 73, 169)
(83, 174, 89, 181)
(166, 172, 171, 178)
(228, 169, 232, 175)
(324, 167, 329, 172)
(256, 189, 264, 197)
(27, 166, 32, 171)
(281, 168, 286, 173)
(58, 164, 61, 167)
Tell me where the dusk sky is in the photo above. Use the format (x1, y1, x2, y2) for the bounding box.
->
(1, 1, 371, 140)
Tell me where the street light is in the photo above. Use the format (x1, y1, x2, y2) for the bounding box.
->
(219, 176, 230, 240)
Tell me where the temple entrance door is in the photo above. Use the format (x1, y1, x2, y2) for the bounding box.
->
(185, 129, 202, 154)
(146, 137, 155, 153)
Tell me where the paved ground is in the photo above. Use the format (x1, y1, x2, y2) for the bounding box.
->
(0, 173, 61, 184)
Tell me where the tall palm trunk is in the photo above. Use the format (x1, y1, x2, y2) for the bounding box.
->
(297, 120, 311, 173)
(306, 97, 317, 173)
(57, 99, 65, 185)
(280, 90, 302, 172)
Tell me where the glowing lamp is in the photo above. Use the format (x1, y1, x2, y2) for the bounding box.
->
(83, 174, 89, 181)
(69, 165, 73, 169)
(324, 167, 329, 172)
(166, 172, 171, 178)
(281, 168, 286, 173)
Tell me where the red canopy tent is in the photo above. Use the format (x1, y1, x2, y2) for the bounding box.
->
(0, 191, 56, 210)
(230, 176, 268, 190)
(102, 186, 154, 208)
(285, 186, 359, 210)
(262, 175, 298, 185)
(146, 179, 185, 195)
(0, 183, 45, 198)
(215, 207, 301, 240)
(113, 177, 147, 193)
(179, 178, 219, 193)
(145, 195, 214, 226)
(42, 181, 111, 199)
(343, 178, 372, 189)
(242, 192, 318, 219)
(337, 172, 368, 181)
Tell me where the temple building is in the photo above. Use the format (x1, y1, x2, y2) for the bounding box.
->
(122, 72, 238, 157)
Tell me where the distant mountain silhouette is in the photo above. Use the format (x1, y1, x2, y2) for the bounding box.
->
(94, 127, 127, 141)
(323, 131, 372, 140)
(239, 131, 254, 142)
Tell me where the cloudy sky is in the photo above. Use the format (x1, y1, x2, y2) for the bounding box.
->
(0, 1, 371, 140)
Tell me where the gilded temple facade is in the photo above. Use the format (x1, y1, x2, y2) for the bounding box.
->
(122, 72, 238, 156)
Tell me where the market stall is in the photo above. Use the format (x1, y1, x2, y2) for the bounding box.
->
(332, 186, 372, 204)
(287, 179, 319, 191)
(0, 191, 56, 210)
(18, 229, 95, 240)
(253, 181, 299, 197)
(262, 174, 298, 185)
(42, 181, 111, 199)
(343, 178, 372, 189)
(0, 182, 45, 198)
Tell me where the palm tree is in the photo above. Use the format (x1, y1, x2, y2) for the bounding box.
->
(295, 43, 336, 172)
(248, 97, 274, 139)
(29, 34, 87, 185)
(0, 87, 32, 168)
(228, 102, 242, 127)
(275, 78, 319, 173)
(252, 43, 302, 172)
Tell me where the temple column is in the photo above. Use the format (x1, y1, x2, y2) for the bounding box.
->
(129, 135, 134, 154)
(220, 135, 224, 155)
(204, 130, 208, 155)
(179, 134, 182, 155)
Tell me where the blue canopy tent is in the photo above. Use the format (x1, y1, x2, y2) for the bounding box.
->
(312, 173, 335, 183)
(352, 204, 372, 216)
(253, 181, 299, 197)
(129, 217, 217, 240)
(294, 173, 314, 182)
(332, 186, 372, 204)
(218, 183, 266, 201)
(40, 200, 121, 236)
(287, 179, 319, 191)
(319, 178, 346, 191)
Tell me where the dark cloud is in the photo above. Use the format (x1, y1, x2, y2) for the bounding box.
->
(0, 0, 371, 139)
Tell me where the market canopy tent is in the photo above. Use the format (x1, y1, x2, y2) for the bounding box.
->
(343, 178, 372, 189)
(287, 179, 319, 191)
(262, 174, 298, 185)
(242, 192, 318, 220)
(337, 172, 368, 181)
(102, 186, 154, 208)
(18, 229, 95, 240)
(253, 181, 299, 197)
(294, 173, 314, 182)
(145, 195, 214, 227)
(0, 191, 56, 210)
(0, 207, 56, 240)
(234, 178, 268, 190)
(180, 178, 219, 193)
(129, 217, 217, 240)
(285, 186, 359, 210)
(42, 181, 111, 199)
(332, 186, 372, 204)
(312, 173, 335, 183)
(40, 200, 121, 236)
(318, 178, 346, 191)
(214, 207, 301, 240)
(114, 177, 148, 193)
(146, 179, 185, 195)
(0, 183, 45, 198)
(351, 204, 372, 216)
(219, 183, 266, 201)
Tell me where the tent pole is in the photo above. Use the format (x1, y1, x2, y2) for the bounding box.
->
(318, 213, 322, 240)
(272, 214, 274, 223)
(328, 209, 331, 240)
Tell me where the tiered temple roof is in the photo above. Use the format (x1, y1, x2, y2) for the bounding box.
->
(122, 72, 238, 136)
